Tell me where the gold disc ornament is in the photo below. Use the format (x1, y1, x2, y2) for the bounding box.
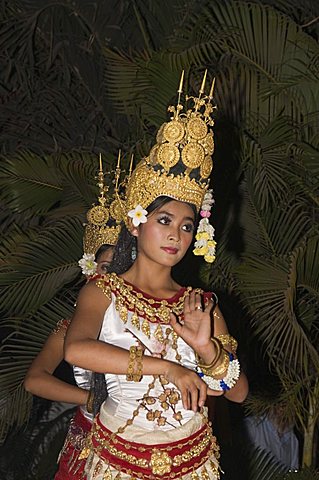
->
(109, 198, 124, 222)
(187, 117, 208, 140)
(200, 155, 213, 178)
(156, 123, 166, 143)
(149, 144, 159, 165)
(201, 132, 215, 155)
(157, 144, 180, 170)
(87, 205, 109, 225)
(181, 142, 205, 169)
(163, 120, 185, 143)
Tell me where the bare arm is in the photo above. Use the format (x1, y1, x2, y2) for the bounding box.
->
(211, 306, 248, 403)
(24, 326, 88, 405)
(64, 281, 211, 411)
(170, 292, 249, 403)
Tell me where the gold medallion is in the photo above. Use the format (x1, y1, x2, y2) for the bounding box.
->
(201, 131, 214, 155)
(181, 142, 205, 169)
(149, 144, 159, 165)
(150, 450, 172, 475)
(187, 117, 207, 140)
(157, 144, 180, 170)
(156, 123, 166, 143)
(200, 155, 213, 178)
(109, 199, 124, 222)
(87, 205, 109, 225)
(163, 120, 185, 143)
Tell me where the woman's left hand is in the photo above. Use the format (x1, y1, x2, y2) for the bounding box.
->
(170, 291, 213, 358)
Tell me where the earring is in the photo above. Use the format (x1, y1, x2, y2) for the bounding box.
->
(131, 245, 137, 261)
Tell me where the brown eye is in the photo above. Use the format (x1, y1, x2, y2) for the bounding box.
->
(182, 223, 194, 233)
(98, 262, 110, 274)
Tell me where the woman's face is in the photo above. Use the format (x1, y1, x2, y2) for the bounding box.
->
(133, 199, 195, 267)
(96, 247, 114, 274)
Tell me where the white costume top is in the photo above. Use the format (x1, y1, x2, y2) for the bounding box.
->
(98, 282, 202, 431)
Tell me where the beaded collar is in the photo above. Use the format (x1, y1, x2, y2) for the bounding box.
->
(96, 273, 202, 328)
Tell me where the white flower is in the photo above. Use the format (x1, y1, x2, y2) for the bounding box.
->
(128, 205, 148, 227)
(78, 253, 97, 276)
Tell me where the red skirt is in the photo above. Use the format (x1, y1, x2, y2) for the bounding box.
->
(55, 407, 92, 480)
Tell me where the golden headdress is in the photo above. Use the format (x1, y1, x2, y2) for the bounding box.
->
(125, 71, 218, 262)
(79, 153, 123, 275)
(125, 71, 216, 214)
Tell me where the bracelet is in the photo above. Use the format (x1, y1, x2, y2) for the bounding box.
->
(216, 334, 238, 354)
(197, 352, 240, 391)
(86, 388, 94, 414)
(126, 345, 143, 382)
(198, 348, 229, 377)
(197, 338, 222, 372)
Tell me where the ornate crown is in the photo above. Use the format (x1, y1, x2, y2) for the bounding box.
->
(83, 153, 123, 256)
(125, 71, 217, 216)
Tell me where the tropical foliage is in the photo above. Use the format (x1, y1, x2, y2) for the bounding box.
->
(0, 0, 318, 475)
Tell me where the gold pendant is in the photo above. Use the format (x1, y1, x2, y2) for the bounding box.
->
(141, 318, 151, 338)
(131, 312, 140, 330)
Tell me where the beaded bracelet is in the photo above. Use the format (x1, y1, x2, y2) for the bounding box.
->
(197, 352, 240, 391)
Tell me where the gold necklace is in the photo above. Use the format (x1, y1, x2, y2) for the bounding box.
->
(97, 273, 201, 329)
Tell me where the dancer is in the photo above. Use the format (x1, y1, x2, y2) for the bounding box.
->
(24, 159, 122, 479)
(65, 73, 249, 479)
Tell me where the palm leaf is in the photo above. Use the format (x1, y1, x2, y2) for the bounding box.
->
(0, 217, 83, 314)
(0, 296, 76, 442)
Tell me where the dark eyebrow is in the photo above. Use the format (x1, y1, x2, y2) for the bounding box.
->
(156, 209, 195, 223)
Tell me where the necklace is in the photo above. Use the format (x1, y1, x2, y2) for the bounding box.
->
(97, 273, 201, 329)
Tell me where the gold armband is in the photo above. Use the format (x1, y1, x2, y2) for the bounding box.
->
(86, 388, 94, 414)
(126, 345, 143, 382)
(216, 334, 238, 354)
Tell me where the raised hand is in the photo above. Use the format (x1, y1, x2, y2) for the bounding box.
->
(170, 291, 213, 352)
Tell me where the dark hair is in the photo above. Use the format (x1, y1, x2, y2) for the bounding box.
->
(95, 244, 113, 262)
(109, 196, 197, 275)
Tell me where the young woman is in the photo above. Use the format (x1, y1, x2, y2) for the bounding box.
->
(25, 160, 122, 479)
(63, 80, 249, 479)
(24, 245, 114, 405)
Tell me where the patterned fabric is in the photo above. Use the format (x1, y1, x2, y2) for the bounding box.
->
(55, 408, 91, 479)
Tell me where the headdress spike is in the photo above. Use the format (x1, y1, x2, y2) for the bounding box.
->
(177, 70, 184, 104)
(209, 78, 216, 99)
(199, 69, 207, 96)
(129, 153, 134, 177)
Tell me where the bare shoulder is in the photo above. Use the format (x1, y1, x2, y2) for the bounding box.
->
(76, 276, 111, 309)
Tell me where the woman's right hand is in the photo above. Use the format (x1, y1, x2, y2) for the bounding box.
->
(163, 362, 208, 412)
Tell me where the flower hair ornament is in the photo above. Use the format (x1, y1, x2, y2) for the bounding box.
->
(193, 189, 217, 263)
(78, 152, 125, 276)
(124, 70, 218, 262)
(128, 205, 148, 227)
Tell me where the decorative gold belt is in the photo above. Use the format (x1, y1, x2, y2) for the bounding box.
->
(86, 415, 220, 479)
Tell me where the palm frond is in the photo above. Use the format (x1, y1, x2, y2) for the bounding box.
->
(0, 217, 83, 314)
(0, 151, 63, 214)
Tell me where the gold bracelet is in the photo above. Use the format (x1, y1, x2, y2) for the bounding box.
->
(209, 350, 230, 377)
(216, 334, 238, 354)
(197, 338, 222, 372)
(200, 349, 229, 377)
(86, 388, 94, 414)
(126, 345, 143, 382)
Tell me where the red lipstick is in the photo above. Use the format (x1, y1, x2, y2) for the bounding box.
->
(161, 247, 178, 255)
